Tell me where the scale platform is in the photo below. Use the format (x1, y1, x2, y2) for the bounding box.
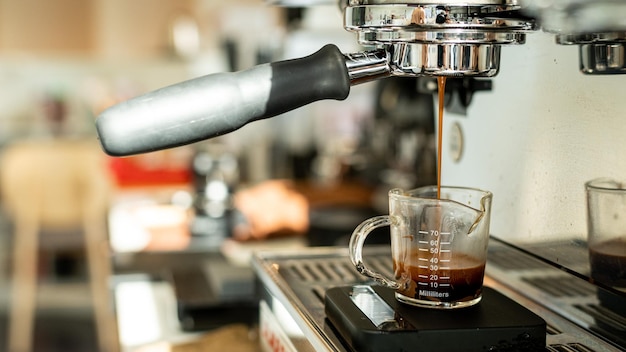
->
(325, 285, 546, 352)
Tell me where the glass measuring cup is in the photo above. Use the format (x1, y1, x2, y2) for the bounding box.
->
(349, 186, 493, 309)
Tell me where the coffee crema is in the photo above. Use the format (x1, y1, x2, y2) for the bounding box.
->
(393, 251, 485, 303)
(589, 238, 626, 288)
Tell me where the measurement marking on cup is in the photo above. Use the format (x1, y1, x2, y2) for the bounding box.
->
(418, 265, 428, 269)
(419, 231, 429, 235)
(441, 241, 451, 245)
(418, 275, 428, 279)
(440, 259, 451, 262)
(439, 284, 450, 287)
(418, 241, 429, 244)
(419, 258, 428, 261)
(440, 267, 450, 270)
(418, 248, 429, 252)
(440, 276, 450, 280)
(418, 282, 429, 286)
(440, 249, 451, 253)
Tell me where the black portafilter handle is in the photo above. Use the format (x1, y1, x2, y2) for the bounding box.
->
(96, 44, 351, 157)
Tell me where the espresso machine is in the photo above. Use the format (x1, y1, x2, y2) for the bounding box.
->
(96, 0, 626, 350)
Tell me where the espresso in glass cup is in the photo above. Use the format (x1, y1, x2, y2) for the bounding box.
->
(349, 186, 493, 309)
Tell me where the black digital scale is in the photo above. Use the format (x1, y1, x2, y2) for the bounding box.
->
(325, 285, 546, 352)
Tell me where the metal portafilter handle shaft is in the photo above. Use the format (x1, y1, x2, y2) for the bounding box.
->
(96, 44, 391, 157)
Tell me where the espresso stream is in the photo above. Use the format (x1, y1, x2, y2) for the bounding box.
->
(392, 78, 485, 304)
(437, 77, 446, 199)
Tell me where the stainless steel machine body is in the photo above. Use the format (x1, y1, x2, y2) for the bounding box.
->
(342, 0, 535, 77)
(341, 0, 625, 76)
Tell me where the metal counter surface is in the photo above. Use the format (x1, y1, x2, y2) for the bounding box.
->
(251, 241, 624, 352)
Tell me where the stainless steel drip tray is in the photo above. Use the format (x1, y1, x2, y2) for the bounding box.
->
(251, 241, 624, 352)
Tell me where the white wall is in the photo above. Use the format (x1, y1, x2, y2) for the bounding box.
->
(441, 31, 626, 243)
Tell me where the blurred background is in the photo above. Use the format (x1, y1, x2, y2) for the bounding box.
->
(0, 1, 436, 351)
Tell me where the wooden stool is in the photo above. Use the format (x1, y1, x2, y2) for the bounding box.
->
(0, 139, 119, 352)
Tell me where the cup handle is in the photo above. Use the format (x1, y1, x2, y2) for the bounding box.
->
(349, 215, 402, 290)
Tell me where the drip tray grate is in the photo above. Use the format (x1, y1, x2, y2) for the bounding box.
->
(546, 343, 595, 352)
(280, 257, 392, 285)
(521, 276, 596, 298)
(255, 244, 624, 352)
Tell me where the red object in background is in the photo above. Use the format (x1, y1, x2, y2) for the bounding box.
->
(107, 154, 192, 187)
